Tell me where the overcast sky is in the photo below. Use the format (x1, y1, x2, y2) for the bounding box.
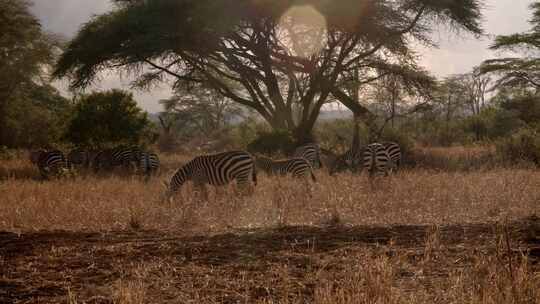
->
(31, 0, 533, 113)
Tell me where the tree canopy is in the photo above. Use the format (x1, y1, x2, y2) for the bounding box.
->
(54, 0, 483, 141)
(480, 2, 540, 89)
(0, 0, 61, 146)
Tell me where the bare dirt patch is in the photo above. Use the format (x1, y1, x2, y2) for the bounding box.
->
(2, 217, 539, 303)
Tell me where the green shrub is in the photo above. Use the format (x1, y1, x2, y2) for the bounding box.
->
(314, 119, 369, 152)
(379, 128, 415, 159)
(247, 129, 296, 156)
(0, 146, 17, 160)
(496, 128, 540, 166)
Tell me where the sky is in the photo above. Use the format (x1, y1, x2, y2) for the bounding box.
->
(31, 0, 533, 113)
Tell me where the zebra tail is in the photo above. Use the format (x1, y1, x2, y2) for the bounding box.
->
(252, 166, 258, 186)
(310, 170, 317, 182)
(369, 148, 376, 177)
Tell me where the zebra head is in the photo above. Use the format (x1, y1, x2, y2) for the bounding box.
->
(30, 149, 46, 164)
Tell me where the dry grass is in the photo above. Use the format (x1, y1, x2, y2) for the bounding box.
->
(1, 148, 539, 303)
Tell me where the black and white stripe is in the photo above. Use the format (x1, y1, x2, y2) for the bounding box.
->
(363, 143, 394, 177)
(293, 143, 322, 169)
(256, 156, 316, 181)
(92, 146, 141, 172)
(165, 151, 257, 195)
(381, 142, 401, 170)
(138, 151, 160, 178)
(111, 146, 141, 168)
(32, 150, 68, 179)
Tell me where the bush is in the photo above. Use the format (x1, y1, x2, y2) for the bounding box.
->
(496, 128, 540, 166)
(247, 129, 296, 156)
(0, 146, 17, 160)
(65, 89, 151, 148)
(229, 118, 264, 149)
(314, 119, 369, 152)
(379, 128, 415, 159)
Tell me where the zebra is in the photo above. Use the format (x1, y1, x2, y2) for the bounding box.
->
(138, 151, 160, 179)
(31, 150, 68, 179)
(67, 148, 94, 169)
(293, 143, 322, 169)
(92, 149, 113, 172)
(30, 149, 47, 165)
(363, 143, 394, 177)
(381, 141, 402, 170)
(92, 146, 141, 173)
(111, 145, 141, 169)
(329, 147, 364, 175)
(164, 150, 257, 197)
(255, 155, 316, 181)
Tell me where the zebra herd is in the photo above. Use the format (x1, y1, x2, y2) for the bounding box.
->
(163, 141, 401, 197)
(327, 142, 402, 176)
(29, 141, 401, 197)
(30, 146, 160, 179)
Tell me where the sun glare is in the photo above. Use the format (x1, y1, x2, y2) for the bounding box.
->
(278, 5, 328, 58)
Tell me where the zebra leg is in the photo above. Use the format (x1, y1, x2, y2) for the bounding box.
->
(235, 174, 254, 196)
(193, 182, 209, 201)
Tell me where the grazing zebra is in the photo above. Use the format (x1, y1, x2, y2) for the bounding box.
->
(293, 143, 322, 169)
(31, 150, 68, 179)
(92, 149, 115, 172)
(67, 148, 93, 169)
(111, 145, 141, 168)
(255, 156, 316, 181)
(164, 151, 257, 197)
(138, 151, 160, 179)
(381, 141, 402, 170)
(329, 147, 364, 175)
(363, 143, 394, 177)
(92, 146, 141, 172)
(30, 149, 47, 165)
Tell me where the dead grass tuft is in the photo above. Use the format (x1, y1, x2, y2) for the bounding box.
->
(1, 148, 540, 303)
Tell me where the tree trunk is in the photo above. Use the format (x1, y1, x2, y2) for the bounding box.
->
(0, 97, 9, 147)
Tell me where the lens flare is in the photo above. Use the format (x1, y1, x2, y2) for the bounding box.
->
(278, 5, 328, 58)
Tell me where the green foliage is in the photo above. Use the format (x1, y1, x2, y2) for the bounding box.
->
(0, 0, 61, 147)
(314, 119, 369, 152)
(3, 84, 72, 148)
(247, 129, 295, 156)
(54, 0, 482, 141)
(0, 146, 17, 160)
(65, 90, 151, 148)
(496, 127, 540, 166)
(229, 117, 265, 150)
(500, 93, 540, 126)
(380, 127, 414, 158)
(481, 2, 540, 89)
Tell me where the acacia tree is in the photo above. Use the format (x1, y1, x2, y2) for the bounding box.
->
(458, 70, 491, 116)
(159, 84, 244, 137)
(54, 0, 483, 142)
(480, 2, 540, 89)
(0, 0, 60, 146)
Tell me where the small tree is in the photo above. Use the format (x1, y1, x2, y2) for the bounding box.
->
(159, 83, 244, 137)
(65, 89, 151, 147)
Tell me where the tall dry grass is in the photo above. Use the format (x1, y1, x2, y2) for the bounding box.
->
(2, 148, 540, 303)
(0, 150, 538, 233)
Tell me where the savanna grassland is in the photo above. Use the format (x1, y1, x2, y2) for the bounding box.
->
(1, 147, 540, 303)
